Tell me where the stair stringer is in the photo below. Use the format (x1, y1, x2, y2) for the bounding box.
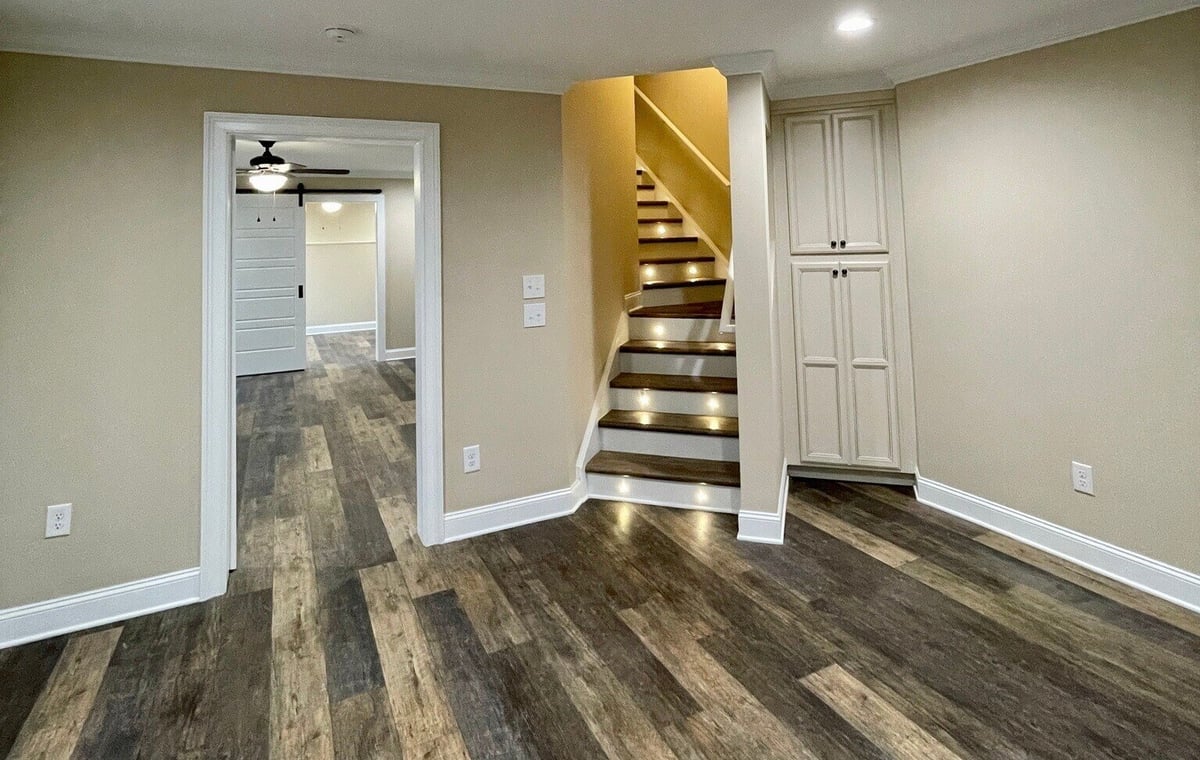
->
(573, 311, 628, 484)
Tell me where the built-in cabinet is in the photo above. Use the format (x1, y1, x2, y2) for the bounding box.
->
(773, 99, 917, 476)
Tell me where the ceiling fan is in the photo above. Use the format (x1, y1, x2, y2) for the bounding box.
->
(238, 140, 350, 192)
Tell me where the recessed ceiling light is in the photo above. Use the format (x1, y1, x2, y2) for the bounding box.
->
(837, 13, 875, 33)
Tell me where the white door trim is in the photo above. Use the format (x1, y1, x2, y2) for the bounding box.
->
(302, 192, 389, 359)
(202, 112, 445, 600)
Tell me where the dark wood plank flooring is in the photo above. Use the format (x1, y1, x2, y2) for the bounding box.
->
(3, 332, 1200, 758)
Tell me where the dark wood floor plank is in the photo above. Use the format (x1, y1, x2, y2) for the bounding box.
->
(0, 638, 66, 757)
(318, 569, 386, 704)
(413, 590, 536, 760)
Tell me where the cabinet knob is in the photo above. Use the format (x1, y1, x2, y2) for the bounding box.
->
(841, 268, 848, 277)
(839, 240, 847, 249)
(830, 241, 837, 249)
(831, 269, 838, 278)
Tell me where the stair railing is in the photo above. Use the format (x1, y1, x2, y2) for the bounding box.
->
(633, 86, 731, 189)
(719, 260, 736, 334)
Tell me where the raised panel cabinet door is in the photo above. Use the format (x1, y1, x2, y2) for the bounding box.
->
(791, 260, 850, 465)
(783, 115, 839, 254)
(833, 110, 888, 253)
(840, 258, 900, 468)
(234, 198, 307, 376)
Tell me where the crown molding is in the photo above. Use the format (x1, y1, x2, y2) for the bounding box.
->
(771, 71, 896, 101)
(711, 51, 780, 98)
(0, 44, 570, 95)
(884, 0, 1198, 84)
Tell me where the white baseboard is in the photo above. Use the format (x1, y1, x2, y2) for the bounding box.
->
(916, 476, 1200, 615)
(381, 346, 416, 361)
(0, 568, 201, 649)
(443, 480, 587, 543)
(737, 465, 789, 544)
(307, 321, 377, 336)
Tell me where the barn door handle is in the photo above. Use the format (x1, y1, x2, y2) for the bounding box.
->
(298, 285, 304, 299)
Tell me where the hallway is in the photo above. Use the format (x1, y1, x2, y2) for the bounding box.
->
(2, 332, 1199, 757)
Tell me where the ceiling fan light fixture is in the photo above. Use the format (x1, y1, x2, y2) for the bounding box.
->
(248, 171, 288, 193)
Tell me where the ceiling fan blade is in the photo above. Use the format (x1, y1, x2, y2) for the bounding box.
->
(291, 168, 352, 175)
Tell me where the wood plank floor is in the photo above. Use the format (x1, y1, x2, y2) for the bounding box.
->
(3, 331, 1200, 758)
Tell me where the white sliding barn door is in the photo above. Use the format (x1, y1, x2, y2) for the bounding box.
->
(234, 195, 306, 376)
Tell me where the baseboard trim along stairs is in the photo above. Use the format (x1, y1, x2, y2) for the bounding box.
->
(916, 476, 1200, 614)
(585, 165, 741, 514)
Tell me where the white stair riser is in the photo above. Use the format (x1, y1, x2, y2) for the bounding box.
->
(587, 474, 740, 513)
(640, 285, 726, 307)
(629, 316, 728, 342)
(638, 204, 677, 219)
(598, 427, 739, 461)
(638, 221, 688, 238)
(638, 260, 714, 283)
(609, 388, 739, 416)
(637, 187, 659, 202)
(638, 240, 701, 260)
(621, 351, 737, 377)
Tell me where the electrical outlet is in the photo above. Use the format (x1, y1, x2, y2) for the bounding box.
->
(45, 503, 72, 538)
(523, 302, 546, 328)
(463, 445, 481, 473)
(522, 274, 545, 300)
(1072, 461, 1094, 496)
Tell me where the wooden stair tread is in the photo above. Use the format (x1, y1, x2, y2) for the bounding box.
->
(637, 183, 655, 190)
(639, 236, 698, 244)
(639, 255, 716, 265)
(638, 217, 684, 224)
(638, 200, 669, 207)
(611, 373, 737, 394)
(629, 301, 722, 318)
(586, 451, 740, 487)
(642, 277, 725, 290)
(599, 409, 738, 437)
(621, 340, 735, 356)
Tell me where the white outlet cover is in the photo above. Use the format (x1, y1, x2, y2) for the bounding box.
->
(523, 302, 546, 328)
(1072, 461, 1094, 496)
(45, 503, 72, 538)
(522, 274, 545, 300)
(463, 444, 481, 473)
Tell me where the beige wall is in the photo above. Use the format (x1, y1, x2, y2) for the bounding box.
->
(562, 76, 639, 427)
(896, 9, 1200, 573)
(305, 201, 377, 327)
(635, 68, 730, 178)
(635, 77, 732, 255)
(0, 52, 567, 607)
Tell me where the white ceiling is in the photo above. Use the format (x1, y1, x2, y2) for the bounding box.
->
(1, 0, 1193, 96)
(234, 139, 413, 178)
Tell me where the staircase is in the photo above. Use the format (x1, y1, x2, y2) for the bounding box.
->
(584, 168, 740, 513)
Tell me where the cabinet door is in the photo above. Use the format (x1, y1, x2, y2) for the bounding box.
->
(783, 115, 838, 254)
(791, 260, 850, 464)
(841, 258, 900, 468)
(833, 110, 888, 253)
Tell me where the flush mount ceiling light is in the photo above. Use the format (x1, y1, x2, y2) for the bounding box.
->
(321, 201, 343, 213)
(837, 12, 875, 33)
(247, 170, 288, 193)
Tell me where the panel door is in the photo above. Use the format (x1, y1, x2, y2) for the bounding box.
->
(790, 259, 850, 464)
(234, 197, 306, 376)
(833, 110, 888, 253)
(783, 115, 839, 254)
(840, 257, 900, 468)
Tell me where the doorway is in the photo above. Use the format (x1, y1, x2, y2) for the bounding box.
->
(201, 113, 445, 601)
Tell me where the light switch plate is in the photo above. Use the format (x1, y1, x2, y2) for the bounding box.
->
(522, 274, 545, 300)
(524, 302, 546, 328)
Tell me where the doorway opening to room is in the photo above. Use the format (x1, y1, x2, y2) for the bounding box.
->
(201, 114, 445, 601)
